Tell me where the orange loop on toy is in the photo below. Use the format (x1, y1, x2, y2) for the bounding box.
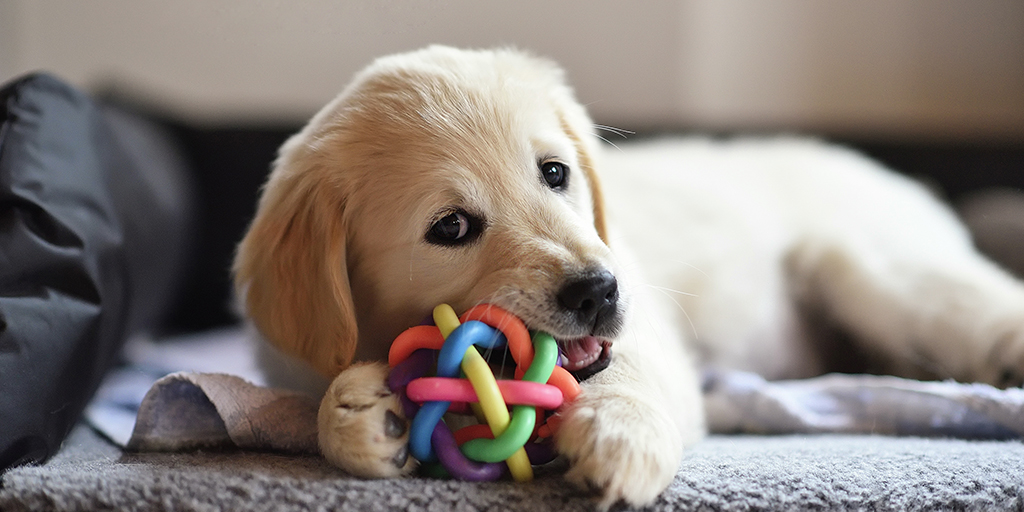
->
(536, 414, 563, 438)
(460, 305, 532, 365)
(388, 325, 445, 367)
(546, 367, 581, 402)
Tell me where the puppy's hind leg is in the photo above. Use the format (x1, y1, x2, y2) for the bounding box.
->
(787, 226, 1024, 388)
(318, 362, 416, 477)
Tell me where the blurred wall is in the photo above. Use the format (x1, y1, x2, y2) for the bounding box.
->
(2, 0, 1022, 141)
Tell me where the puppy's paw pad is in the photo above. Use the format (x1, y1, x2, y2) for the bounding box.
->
(384, 409, 408, 438)
(318, 363, 416, 477)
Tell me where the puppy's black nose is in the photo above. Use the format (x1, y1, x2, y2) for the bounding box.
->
(557, 270, 619, 330)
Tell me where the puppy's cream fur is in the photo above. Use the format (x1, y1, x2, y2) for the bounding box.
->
(235, 46, 1024, 508)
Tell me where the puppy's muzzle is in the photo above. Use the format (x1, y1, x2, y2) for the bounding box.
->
(557, 269, 619, 334)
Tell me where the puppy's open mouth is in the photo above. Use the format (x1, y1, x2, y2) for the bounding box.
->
(556, 336, 612, 382)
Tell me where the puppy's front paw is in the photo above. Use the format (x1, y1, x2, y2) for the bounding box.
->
(318, 362, 416, 477)
(555, 387, 686, 509)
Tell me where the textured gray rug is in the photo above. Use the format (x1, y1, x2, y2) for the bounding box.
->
(2, 424, 1022, 511)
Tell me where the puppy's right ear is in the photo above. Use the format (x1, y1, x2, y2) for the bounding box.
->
(233, 143, 357, 379)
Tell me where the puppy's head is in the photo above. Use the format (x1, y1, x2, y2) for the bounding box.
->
(234, 46, 623, 379)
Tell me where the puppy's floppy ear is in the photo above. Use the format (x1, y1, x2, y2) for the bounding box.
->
(233, 142, 357, 379)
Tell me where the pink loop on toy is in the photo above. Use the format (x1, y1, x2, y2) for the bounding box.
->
(406, 377, 564, 410)
(388, 325, 445, 368)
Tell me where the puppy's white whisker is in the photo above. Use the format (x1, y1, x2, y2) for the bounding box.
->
(672, 259, 709, 278)
(594, 124, 634, 139)
(645, 284, 699, 298)
(595, 134, 623, 152)
(649, 286, 699, 341)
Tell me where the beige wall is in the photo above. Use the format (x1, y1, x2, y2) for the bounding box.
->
(2, 0, 1022, 141)
(679, 1, 1024, 140)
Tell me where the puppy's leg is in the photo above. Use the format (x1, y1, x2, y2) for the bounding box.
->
(318, 362, 416, 477)
(555, 292, 705, 508)
(788, 232, 1024, 387)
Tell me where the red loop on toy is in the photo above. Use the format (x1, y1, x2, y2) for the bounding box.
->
(453, 424, 494, 445)
(388, 325, 445, 367)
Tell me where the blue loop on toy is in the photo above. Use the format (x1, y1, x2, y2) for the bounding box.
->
(436, 320, 505, 377)
(410, 400, 447, 462)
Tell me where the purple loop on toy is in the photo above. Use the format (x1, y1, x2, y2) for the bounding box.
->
(431, 418, 505, 481)
(389, 349, 435, 390)
(389, 350, 434, 420)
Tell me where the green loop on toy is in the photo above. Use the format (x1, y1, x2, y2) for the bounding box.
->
(460, 405, 536, 462)
(522, 331, 558, 384)
(458, 331, 560, 463)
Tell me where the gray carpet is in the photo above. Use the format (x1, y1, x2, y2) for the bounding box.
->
(2, 425, 1022, 511)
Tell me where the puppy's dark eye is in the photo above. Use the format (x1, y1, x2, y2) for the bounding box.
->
(426, 210, 481, 246)
(540, 161, 568, 189)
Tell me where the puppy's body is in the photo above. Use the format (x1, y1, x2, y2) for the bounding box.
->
(235, 46, 1024, 508)
(603, 137, 1024, 385)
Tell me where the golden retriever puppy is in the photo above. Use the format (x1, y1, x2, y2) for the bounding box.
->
(234, 45, 1024, 507)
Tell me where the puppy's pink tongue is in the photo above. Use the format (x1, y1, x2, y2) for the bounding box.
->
(561, 336, 603, 371)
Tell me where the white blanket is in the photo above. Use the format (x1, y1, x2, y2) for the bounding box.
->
(702, 369, 1024, 439)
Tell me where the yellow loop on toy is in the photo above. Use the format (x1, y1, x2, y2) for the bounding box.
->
(462, 348, 511, 435)
(463, 347, 533, 481)
(504, 449, 533, 482)
(461, 304, 581, 432)
(434, 304, 533, 481)
(433, 304, 462, 338)
(460, 339, 532, 479)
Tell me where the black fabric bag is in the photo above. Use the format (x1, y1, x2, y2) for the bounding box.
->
(0, 74, 192, 470)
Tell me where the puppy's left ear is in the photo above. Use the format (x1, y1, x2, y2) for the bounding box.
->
(233, 142, 359, 379)
(560, 113, 609, 244)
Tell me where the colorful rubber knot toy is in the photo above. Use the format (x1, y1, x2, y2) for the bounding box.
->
(386, 303, 581, 482)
